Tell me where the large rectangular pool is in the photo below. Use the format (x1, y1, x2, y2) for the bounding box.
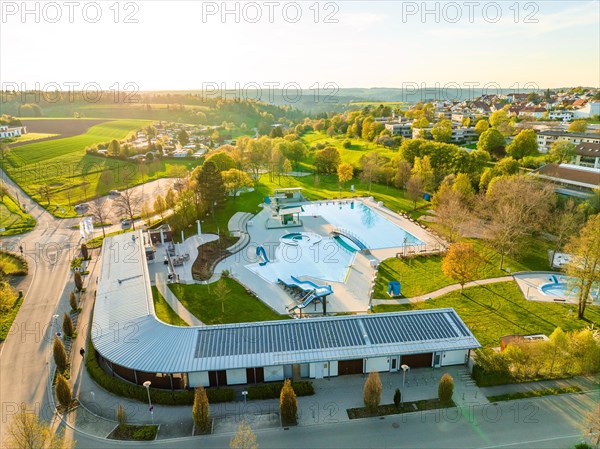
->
(300, 200, 423, 249)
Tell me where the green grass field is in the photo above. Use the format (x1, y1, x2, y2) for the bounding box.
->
(0, 194, 36, 236)
(4, 119, 202, 217)
(301, 131, 398, 167)
(168, 278, 289, 324)
(374, 255, 508, 299)
(373, 282, 600, 348)
(7, 132, 59, 144)
(0, 291, 23, 340)
(151, 287, 189, 326)
(374, 238, 554, 299)
(0, 251, 28, 276)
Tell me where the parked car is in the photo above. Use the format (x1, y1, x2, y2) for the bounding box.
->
(121, 219, 132, 229)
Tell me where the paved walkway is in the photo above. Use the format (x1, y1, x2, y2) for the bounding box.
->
(155, 272, 204, 326)
(371, 276, 513, 305)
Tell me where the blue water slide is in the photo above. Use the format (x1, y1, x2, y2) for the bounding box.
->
(256, 246, 270, 266)
(278, 276, 333, 297)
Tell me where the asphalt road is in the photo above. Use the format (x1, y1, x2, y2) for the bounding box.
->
(67, 393, 596, 449)
(0, 168, 82, 445)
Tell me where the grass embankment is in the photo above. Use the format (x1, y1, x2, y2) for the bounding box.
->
(108, 424, 158, 441)
(373, 282, 600, 348)
(168, 278, 289, 325)
(486, 386, 583, 402)
(151, 287, 188, 327)
(0, 251, 28, 340)
(0, 194, 36, 236)
(374, 238, 554, 299)
(4, 119, 202, 217)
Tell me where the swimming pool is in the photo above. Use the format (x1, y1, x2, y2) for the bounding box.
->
(539, 276, 580, 299)
(301, 200, 423, 249)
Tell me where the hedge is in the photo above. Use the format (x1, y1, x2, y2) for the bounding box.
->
(247, 380, 314, 400)
(85, 340, 234, 405)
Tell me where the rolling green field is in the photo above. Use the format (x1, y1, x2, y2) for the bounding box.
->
(373, 282, 600, 348)
(3, 119, 201, 217)
(301, 131, 397, 167)
(0, 194, 36, 236)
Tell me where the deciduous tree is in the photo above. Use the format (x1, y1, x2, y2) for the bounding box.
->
(438, 373, 454, 405)
(313, 147, 341, 174)
(55, 374, 72, 409)
(222, 169, 253, 202)
(564, 213, 600, 319)
(230, 420, 258, 449)
(193, 386, 210, 433)
(280, 379, 298, 425)
(567, 120, 588, 133)
(363, 371, 382, 413)
(442, 243, 482, 291)
(53, 336, 68, 371)
(62, 313, 74, 337)
(506, 129, 538, 159)
(114, 188, 141, 230)
(88, 197, 109, 238)
(7, 405, 74, 449)
(477, 128, 506, 159)
(337, 162, 353, 197)
(549, 140, 576, 164)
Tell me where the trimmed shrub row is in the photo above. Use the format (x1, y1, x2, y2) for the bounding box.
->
(247, 380, 314, 400)
(85, 342, 234, 405)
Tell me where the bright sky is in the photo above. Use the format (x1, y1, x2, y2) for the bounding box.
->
(1, 1, 598, 90)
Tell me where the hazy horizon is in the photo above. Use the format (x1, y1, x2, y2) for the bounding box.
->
(2, 1, 598, 91)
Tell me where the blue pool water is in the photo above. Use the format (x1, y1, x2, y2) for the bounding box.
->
(539, 282, 579, 298)
(301, 201, 423, 249)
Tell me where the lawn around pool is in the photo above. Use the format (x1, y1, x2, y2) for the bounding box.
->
(374, 238, 554, 299)
(151, 287, 189, 327)
(373, 281, 600, 348)
(168, 277, 289, 324)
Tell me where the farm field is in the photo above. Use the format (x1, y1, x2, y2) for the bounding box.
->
(3, 119, 201, 217)
(373, 282, 600, 348)
(5, 133, 58, 145)
(0, 194, 36, 236)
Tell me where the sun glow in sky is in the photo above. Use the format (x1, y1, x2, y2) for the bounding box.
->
(1, 1, 598, 90)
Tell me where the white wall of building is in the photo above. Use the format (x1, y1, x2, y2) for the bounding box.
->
(365, 357, 389, 372)
(226, 368, 247, 385)
(441, 350, 467, 366)
(188, 371, 210, 387)
(264, 365, 284, 382)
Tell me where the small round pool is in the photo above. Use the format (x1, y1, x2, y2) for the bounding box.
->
(279, 232, 322, 246)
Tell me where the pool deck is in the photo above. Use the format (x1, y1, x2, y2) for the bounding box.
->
(514, 271, 600, 306)
(212, 198, 444, 314)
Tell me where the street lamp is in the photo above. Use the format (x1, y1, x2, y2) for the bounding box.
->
(143, 381, 154, 423)
(52, 314, 60, 336)
(401, 364, 410, 406)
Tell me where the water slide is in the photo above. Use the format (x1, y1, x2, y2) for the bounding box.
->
(256, 246, 270, 266)
(278, 276, 333, 311)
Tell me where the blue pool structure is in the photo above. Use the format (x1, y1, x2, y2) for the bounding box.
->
(538, 275, 579, 299)
(301, 201, 423, 249)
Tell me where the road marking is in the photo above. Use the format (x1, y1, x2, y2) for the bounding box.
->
(479, 434, 582, 448)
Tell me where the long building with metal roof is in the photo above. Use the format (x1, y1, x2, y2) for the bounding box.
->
(92, 231, 480, 389)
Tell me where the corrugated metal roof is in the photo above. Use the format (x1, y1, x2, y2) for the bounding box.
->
(92, 231, 480, 374)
